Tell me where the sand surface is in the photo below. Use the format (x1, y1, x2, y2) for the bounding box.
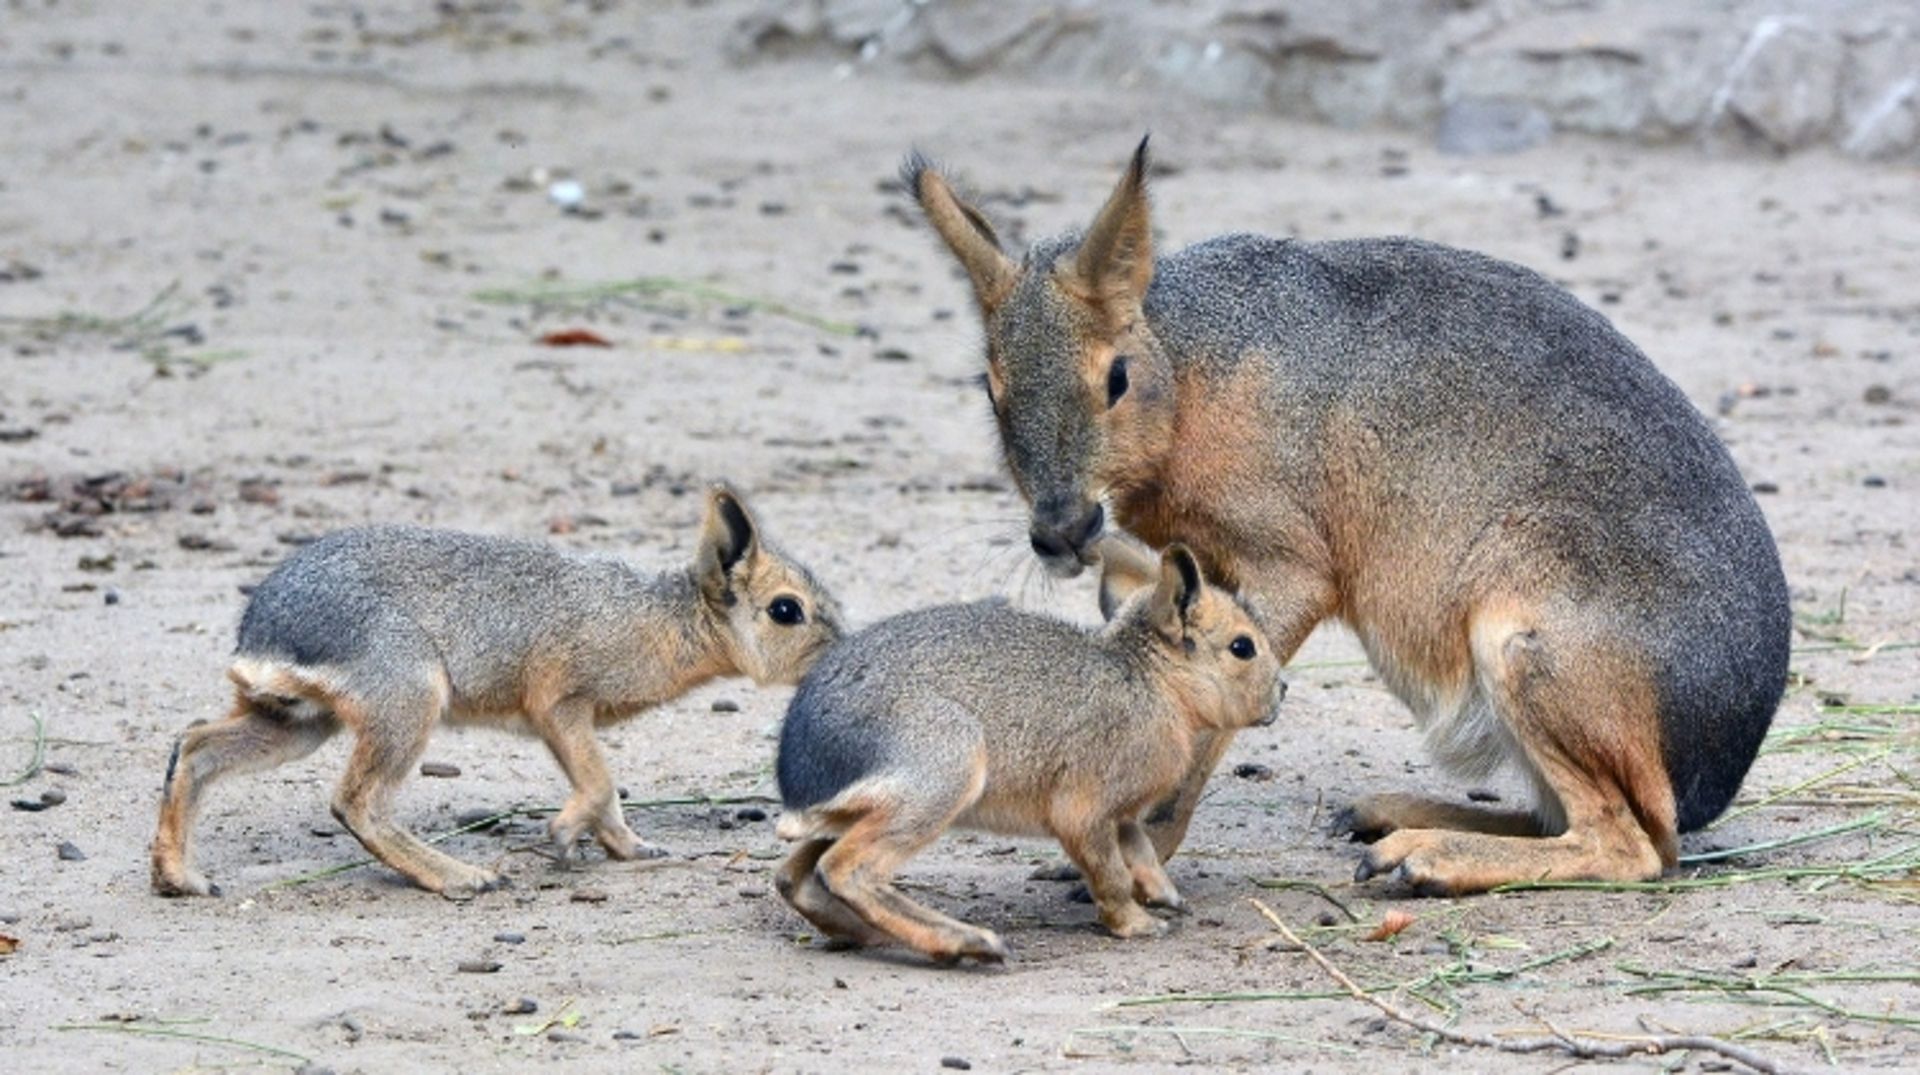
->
(2, 3, 1917, 1072)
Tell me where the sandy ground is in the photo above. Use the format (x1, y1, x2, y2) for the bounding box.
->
(2, 3, 1917, 1072)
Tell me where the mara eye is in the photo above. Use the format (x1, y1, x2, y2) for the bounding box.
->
(1229, 635, 1257, 661)
(768, 596, 806, 626)
(1106, 357, 1129, 408)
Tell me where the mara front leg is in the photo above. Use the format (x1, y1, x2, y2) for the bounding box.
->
(1143, 558, 1335, 861)
(532, 698, 663, 863)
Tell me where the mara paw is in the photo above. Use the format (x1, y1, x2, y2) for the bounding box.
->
(438, 868, 511, 902)
(152, 865, 220, 898)
(1103, 905, 1170, 940)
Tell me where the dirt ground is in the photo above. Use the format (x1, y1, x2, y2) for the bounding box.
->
(2, 3, 1917, 1072)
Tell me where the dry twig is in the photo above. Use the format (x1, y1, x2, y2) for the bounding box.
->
(1248, 898, 1805, 1075)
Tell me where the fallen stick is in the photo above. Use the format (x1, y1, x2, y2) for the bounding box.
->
(1248, 898, 1805, 1075)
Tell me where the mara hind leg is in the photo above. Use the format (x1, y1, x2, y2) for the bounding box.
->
(813, 758, 1004, 964)
(532, 698, 662, 864)
(774, 837, 891, 949)
(1356, 611, 1677, 895)
(152, 696, 341, 896)
(1334, 792, 1546, 843)
(330, 678, 506, 900)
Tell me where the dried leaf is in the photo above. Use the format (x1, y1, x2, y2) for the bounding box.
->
(1364, 909, 1415, 942)
(537, 328, 614, 348)
(0, 933, 18, 955)
(647, 336, 749, 353)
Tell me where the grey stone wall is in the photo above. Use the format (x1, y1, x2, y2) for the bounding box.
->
(728, 0, 1920, 159)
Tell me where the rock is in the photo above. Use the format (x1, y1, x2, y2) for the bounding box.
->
(922, 1, 1052, 74)
(710, 698, 741, 713)
(57, 840, 86, 861)
(177, 533, 235, 552)
(419, 761, 462, 778)
(493, 931, 527, 945)
(1232, 762, 1275, 781)
(503, 997, 538, 1015)
(548, 1029, 588, 1044)
(456, 959, 503, 973)
(570, 888, 610, 904)
(1864, 384, 1893, 404)
(1710, 17, 1843, 151)
(734, 807, 768, 823)
(1436, 98, 1552, 155)
(940, 1058, 973, 1071)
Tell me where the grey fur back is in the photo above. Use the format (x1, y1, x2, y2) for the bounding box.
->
(238, 526, 692, 694)
(1144, 234, 1790, 829)
(777, 600, 1143, 811)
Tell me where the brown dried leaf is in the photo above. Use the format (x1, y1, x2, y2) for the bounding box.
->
(0, 933, 18, 955)
(1364, 909, 1416, 942)
(537, 328, 613, 348)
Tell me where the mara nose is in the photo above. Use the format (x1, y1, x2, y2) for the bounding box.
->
(1029, 502, 1104, 561)
(1256, 680, 1288, 727)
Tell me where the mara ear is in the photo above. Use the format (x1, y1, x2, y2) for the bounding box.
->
(1095, 531, 1160, 621)
(696, 483, 760, 600)
(1070, 135, 1154, 310)
(1146, 543, 1203, 638)
(904, 151, 1018, 311)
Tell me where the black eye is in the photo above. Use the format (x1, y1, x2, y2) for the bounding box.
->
(1106, 357, 1129, 408)
(1229, 635, 1256, 661)
(768, 596, 806, 626)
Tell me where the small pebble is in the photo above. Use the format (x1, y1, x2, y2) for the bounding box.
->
(454, 808, 502, 830)
(1863, 384, 1892, 405)
(457, 959, 503, 974)
(494, 931, 527, 945)
(710, 698, 740, 713)
(56, 840, 86, 861)
(734, 807, 768, 823)
(941, 1058, 972, 1071)
(503, 997, 537, 1015)
(1231, 762, 1273, 781)
(103, 590, 120, 605)
(612, 1029, 643, 1041)
(547, 1029, 587, 1044)
(1751, 481, 1779, 495)
(419, 761, 462, 778)
(570, 888, 610, 904)
(1466, 788, 1502, 802)
(1863, 475, 1887, 488)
